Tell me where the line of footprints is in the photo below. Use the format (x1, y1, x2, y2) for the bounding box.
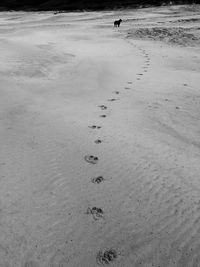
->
(84, 46, 151, 265)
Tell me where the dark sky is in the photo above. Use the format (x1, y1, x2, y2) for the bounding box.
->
(0, 0, 198, 10)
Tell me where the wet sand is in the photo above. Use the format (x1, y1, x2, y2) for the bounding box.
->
(0, 5, 200, 266)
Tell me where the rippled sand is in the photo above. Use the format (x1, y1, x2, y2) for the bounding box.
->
(0, 5, 200, 267)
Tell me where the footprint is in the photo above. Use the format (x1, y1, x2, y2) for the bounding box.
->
(176, 106, 180, 110)
(95, 139, 102, 144)
(96, 249, 118, 265)
(124, 87, 130, 90)
(86, 207, 104, 220)
(137, 73, 143, 76)
(113, 91, 120, 94)
(127, 82, 133, 84)
(99, 115, 106, 118)
(84, 155, 99, 164)
(99, 105, 107, 110)
(88, 125, 102, 129)
(91, 176, 104, 184)
(107, 98, 117, 102)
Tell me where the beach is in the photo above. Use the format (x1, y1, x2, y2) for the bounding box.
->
(0, 5, 200, 266)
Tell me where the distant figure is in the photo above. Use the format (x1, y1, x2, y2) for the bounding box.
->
(114, 19, 122, 27)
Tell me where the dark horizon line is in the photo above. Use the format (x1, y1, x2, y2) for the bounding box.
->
(0, 1, 198, 12)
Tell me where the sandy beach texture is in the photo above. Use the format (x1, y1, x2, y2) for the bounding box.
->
(0, 5, 200, 267)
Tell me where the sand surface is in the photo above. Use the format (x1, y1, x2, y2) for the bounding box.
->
(0, 5, 200, 267)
